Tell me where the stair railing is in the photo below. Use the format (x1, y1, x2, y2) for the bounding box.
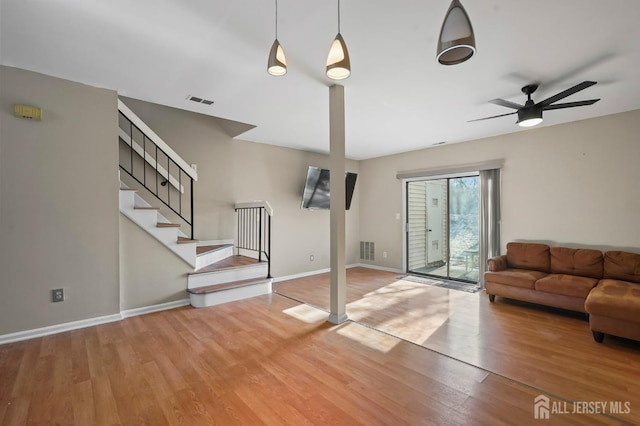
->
(118, 100, 198, 239)
(235, 201, 273, 278)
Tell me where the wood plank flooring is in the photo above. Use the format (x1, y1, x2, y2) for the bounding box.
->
(1, 267, 638, 424)
(275, 267, 640, 424)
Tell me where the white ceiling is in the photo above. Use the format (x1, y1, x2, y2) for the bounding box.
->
(2, 0, 640, 159)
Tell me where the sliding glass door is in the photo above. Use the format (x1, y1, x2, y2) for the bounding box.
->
(406, 175, 480, 283)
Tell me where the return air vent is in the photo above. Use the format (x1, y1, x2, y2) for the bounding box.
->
(187, 95, 214, 106)
(360, 241, 375, 261)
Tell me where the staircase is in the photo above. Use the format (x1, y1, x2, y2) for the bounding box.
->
(119, 187, 197, 267)
(118, 99, 273, 309)
(187, 247, 272, 308)
(119, 185, 273, 307)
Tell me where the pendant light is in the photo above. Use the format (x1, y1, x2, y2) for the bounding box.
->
(267, 0, 287, 76)
(326, 0, 351, 80)
(436, 0, 476, 65)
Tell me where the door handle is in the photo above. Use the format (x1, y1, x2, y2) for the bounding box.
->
(428, 229, 433, 232)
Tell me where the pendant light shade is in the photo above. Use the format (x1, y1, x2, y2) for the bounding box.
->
(326, 0, 350, 80)
(267, 0, 286, 76)
(267, 39, 287, 76)
(436, 0, 476, 65)
(326, 33, 351, 80)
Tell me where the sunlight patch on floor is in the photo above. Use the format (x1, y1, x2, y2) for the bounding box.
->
(335, 322, 399, 353)
(282, 304, 329, 323)
(347, 279, 451, 345)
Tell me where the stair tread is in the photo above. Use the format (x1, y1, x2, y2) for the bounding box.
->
(188, 277, 271, 294)
(196, 244, 233, 256)
(178, 237, 199, 244)
(134, 206, 160, 210)
(157, 222, 180, 228)
(120, 188, 138, 192)
(191, 255, 266, 275)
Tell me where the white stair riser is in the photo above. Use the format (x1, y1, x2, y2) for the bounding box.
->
(187, 263, 268, 289)
(196, 246, 234, 270)
(190, 281, 272, 308)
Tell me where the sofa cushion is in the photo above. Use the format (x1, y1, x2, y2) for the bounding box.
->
(585, 279, 640, 322)
(535, 274, 599, 298)
(506, 242, 550, 273)
(603, 251, 640, 284)
(485, 268, 547, 289)
(550, 247, 603, 279)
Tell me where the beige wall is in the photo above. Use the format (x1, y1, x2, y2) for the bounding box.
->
(119, 97, 360, 278)
(6, 64, 637, 335)
(119, 216, 192, 310)
(359, 109, 640, 271)
(0, 66, 120, 334)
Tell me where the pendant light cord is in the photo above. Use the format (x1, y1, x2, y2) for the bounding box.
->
(338, 0, 341, 33)
(275, 0, 278, 39)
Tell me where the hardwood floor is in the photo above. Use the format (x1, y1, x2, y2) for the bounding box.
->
(275, 267, 640, 424)
(1, 267, 637, 424)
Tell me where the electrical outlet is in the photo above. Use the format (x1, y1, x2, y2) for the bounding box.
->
(383, 251, 388, 258)
(310, 255, 314, 262)
(52, 288, 64, 302)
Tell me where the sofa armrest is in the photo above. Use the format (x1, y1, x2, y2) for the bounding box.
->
(487, 255, 508, 272)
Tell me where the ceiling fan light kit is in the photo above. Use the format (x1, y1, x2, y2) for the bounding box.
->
(436, 0, 476, 65)
(267, 0, 287, 76)
(517, 107, 543, 127)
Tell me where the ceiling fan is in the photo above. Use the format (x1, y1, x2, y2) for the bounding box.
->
(469, 81, 600, 127)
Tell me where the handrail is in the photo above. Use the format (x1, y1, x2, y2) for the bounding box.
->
(234, 201, 274, 217)
(235, 202, 273, 278)
(118, 100, 198, 181)
(118, 101, 197, 239)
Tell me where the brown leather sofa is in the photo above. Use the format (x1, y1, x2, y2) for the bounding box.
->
(485, 242, 602, 314)
(485, 242, 640, 343)
(585, 251, 640, 343)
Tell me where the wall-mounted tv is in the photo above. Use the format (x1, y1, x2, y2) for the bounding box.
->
(301, 166, 357, 210)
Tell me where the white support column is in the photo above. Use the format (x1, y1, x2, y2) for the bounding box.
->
(328, 84, 348, 325)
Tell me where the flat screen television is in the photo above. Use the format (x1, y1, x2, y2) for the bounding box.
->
(301, 166, 357, 210)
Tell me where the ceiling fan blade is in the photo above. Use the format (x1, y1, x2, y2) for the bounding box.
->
(468, 111, 517, 122)
(538, 81, 597, 107)
(542, 99, 600, 111)
(489, 98, 523, 110)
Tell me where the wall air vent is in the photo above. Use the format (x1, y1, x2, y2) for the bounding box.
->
(187, 95, 214, 105)
(360, 241, 375, 261)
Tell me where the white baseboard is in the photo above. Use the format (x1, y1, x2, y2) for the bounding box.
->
(0, 313, 123, 345)
(354, 263, 404, 273)
(0, 299, 192, 345)
(121, 298, 190, 319)
(272, 263, 360, 283)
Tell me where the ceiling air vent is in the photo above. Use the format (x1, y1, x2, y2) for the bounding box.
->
(187, 95, 214, 105)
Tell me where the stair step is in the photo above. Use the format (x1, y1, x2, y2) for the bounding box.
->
(178, 236, 199, 244)
(120, 188, 138, 192)
(191, 255, 263, 274)
(157, 222, 180, 228)
(196, 244, 231, 256)
(134, 206, 160, 210)
(188, 278, 271, 295)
